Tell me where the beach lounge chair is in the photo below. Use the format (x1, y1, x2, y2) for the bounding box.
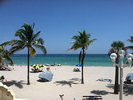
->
(31, 64, 44, 72)
(0, 65, 12, 71)
(73, 68, 80, 72)
(31, 67, 43, 72)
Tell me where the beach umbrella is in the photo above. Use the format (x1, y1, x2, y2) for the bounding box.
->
(43, 65, 46, 67)
(36, 65, 40, 69)
(39, 64, 43, 67)
(76, 64, 82, 67)
(39, 64, 46, 68)
(32, 64, 36, 68)
(38, 71, 54, 81)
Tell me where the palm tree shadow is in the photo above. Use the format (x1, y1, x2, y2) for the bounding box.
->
(3, 80, 25, 89)
(54, 80, 79, 87)
(107, 83, 133, 96)
(90, 90, 112, 95)
(30, 71, 39, 73)
(106, 84, 114, 89)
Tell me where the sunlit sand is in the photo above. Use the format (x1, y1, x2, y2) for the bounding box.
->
(1, 65, 133, 100)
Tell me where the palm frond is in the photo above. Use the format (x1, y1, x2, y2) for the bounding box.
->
(0, 46, 13, 65)
(126, 46, 133, 50)
(31, 31, 41, 42)
(34, 44, 47, 55)
(0, 40, 19, 46)
(9, 44, 25, 55)
(87, 39, 97, 45)
(86, 33, 91, 39)
(127, 36, 133, 43)
(32, 38, 44, 45)
(21, 23, 34, 41)
(32, 23, 35, 29)
(15, 29, 27, 42)
(11, 40, 25, 46)
(0, 45, 4, 51)
(3, 55, 13, 65)
(71, 35, 80, 43)
(28, 46, 36, 57)
(68, 42, 82, 51)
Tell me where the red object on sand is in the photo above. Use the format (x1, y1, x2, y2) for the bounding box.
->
(47, 67, 50, 70)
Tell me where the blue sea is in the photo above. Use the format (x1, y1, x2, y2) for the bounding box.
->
(5, 54, 114, 67)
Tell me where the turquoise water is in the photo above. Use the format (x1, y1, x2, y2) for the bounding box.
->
(4, 54, 114, 66)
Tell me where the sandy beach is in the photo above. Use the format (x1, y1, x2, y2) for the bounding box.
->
(1, 65, 133, 100)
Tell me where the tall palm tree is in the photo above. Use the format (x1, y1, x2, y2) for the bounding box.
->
(67, 30, 97, 84)
(0, 45, 13, 66)
(108, 41, 127, 94)
(1, 23, 47, 85)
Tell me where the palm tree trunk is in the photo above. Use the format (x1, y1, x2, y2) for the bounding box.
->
(27, 48, 30, 85)
(81, 48, 85, 84)
(79, 51, 82, 65)
(114, 55, 119, 94)
(0, 58, 3, 67)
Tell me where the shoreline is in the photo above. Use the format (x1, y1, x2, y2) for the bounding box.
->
(10, 64, 113, 67)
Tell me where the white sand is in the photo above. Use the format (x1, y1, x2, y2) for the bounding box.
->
(1, 65, 133, 100)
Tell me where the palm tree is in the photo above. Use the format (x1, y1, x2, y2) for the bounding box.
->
(108, 41, 127, 94)
(67, 30, 97, 84)
(1, 23, 47, 85)
(0, 45, 13, 66)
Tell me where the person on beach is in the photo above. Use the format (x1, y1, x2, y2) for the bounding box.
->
(46, 67, 51, 72)
(54, 62, 56, 66)
(0, 75, 5, 82)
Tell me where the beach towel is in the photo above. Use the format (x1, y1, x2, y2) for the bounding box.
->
(38, 71, 54, 81)
(96, 78, 112, 83)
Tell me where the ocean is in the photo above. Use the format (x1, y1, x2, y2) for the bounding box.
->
(5, 54, 114, 67)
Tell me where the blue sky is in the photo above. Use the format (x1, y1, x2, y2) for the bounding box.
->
(0, 0, 133, 54)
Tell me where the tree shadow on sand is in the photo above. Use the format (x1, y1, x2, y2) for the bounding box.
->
(107, 82, 133, 96)
(90, 90, 112, 95)
(3, 80, 25, 89)
(30, 70, 43, 73)
(123, 83, 133, 96)
(54, 80, 79, 87)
